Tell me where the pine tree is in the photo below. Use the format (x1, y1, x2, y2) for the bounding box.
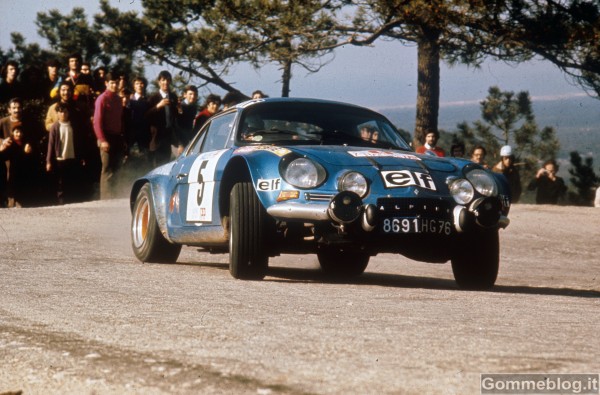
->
(456, 86, 560, 190)
(568, 151, 599, 206)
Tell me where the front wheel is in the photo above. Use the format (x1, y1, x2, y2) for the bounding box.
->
(451, 230, 499, 290)
(229, 182, 269, 279)
(318, 247, 370, 278)
(131, 184, 181, 263)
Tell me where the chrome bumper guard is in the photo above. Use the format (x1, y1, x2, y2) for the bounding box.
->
(267, 202, 330, 221)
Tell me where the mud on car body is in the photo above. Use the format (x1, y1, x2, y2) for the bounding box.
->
(131, 98, 511, 289)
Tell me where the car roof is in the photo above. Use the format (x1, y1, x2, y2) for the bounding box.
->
(233, 97, 374, 112)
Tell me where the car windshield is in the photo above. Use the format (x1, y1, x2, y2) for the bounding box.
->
(236, 102, 411, 150)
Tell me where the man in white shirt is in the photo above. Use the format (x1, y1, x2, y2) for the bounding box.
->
(145, 70, 182, 166)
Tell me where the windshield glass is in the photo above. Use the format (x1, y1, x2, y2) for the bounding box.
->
(236, 102, 411, 150)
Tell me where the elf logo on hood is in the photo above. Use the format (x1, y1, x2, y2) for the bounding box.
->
(381, 170, 436, 191)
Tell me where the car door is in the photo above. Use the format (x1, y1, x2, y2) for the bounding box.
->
(176, 112, 236, 227)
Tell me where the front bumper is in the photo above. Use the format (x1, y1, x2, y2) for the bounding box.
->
(266, 192, 510, 233)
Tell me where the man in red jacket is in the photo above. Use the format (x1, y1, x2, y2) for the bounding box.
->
(416, 130, 445, 157)
(93, 72, 123, 200)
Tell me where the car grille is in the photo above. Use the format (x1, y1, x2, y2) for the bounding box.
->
(305, 192, 335, 202)
(376, 197, 453, 218)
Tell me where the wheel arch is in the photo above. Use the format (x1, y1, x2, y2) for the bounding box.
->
(219, 156, 253, 221)
(130, 178, 172, 241)
(130, 178, 149, 213)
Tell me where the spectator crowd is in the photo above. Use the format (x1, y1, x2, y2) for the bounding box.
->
(0, 55, 266, 208)
(0, 55, 582, 208)
(406, 129, 570, 205)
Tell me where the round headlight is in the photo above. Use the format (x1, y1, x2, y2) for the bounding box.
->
(282, 158, 324, 189)
(466, 169, 498, 197)
(449, 178, 475, 205)
(338, 171, 368, 197)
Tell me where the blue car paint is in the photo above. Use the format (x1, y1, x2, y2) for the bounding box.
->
(132, 98, 511, 248)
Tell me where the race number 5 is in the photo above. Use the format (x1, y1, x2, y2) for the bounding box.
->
(196, 160, 208, 205)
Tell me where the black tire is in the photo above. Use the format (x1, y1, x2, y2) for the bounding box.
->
(451, 230, 499, 290)
(229, 182, 268, 279)
(318, 247, 369, 278)
(131, 184, 181, 263)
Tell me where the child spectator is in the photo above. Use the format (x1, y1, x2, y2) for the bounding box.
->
(0, 123, 36, 207)
(1, 98, 25, 206)
(46, 104, 88, 204)
(193, 93, 221, 134)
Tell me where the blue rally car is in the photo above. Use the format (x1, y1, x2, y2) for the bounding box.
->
(131, 98, 511, 289)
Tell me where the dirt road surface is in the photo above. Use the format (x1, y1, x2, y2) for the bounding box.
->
(1, 200, 599, 394)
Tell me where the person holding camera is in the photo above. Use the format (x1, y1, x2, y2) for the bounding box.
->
(528, 159, 567, 204)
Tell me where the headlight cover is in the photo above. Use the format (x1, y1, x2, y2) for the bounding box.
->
(449, 178, 475, 205)
(466, 169, 498, 197)
(338, 171, 368, 198)
(282, 157, 326, 189)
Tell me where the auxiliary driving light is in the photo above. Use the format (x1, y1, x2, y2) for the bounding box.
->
(328, 191, 363, 224)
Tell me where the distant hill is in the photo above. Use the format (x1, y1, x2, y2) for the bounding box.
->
(379, 95, 600, 159)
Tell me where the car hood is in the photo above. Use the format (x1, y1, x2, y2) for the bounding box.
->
(291, 146, 458, 173)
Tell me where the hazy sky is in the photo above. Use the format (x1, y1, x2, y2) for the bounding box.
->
(1, 0, 590, 110)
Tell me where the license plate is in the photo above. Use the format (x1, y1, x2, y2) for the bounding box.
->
(381, 217, 452, 235)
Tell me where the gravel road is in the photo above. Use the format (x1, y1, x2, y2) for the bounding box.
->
(1, 200, 599, 394)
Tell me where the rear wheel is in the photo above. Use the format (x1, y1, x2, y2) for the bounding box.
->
(229, 182, 269, 279)
(131, 184, 181, 263)
(451, 230, 499, 290)
(318, 247, 369, 278)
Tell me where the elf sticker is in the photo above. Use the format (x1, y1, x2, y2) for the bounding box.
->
(380, 170, 436, 191)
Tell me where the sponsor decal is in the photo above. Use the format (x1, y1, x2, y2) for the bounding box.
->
(257, 178, 281, 191)
(234, 145, 291, 157)
(348, 150, 421, 161)
(380, 170, 437, 191)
